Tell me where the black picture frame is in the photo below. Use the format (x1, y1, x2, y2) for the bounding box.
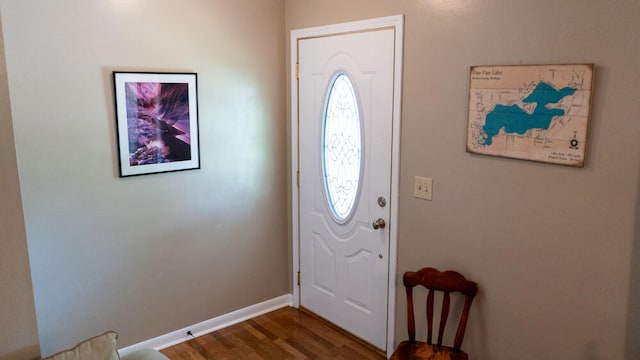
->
(113, 71, 200, 177)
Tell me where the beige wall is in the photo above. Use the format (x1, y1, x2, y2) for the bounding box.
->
(0, 18, 40, 360)
(286, 0, 640, 359)
(2, 1, 639, 359)
(0, 0, 287, 356)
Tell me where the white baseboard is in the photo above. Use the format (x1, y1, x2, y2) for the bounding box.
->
(118, 294, 293, 356)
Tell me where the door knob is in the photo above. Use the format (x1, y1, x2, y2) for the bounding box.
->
(372, 218, 386, 230)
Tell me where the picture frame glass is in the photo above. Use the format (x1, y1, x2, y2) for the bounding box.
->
(113, 72, 200, 177)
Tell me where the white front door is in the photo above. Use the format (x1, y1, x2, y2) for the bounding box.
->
(295, 18, 402, 351)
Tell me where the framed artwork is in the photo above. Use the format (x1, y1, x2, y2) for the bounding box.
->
(466, 64, 594, 167)
(113, 71, 200, 177)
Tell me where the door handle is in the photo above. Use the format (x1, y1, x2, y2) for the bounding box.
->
(372, 218, 386, 230)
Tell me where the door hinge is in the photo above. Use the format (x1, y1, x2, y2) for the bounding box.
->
(297, 170, 300, 188)
(297, 271, 301, 286)
(296, 63, 299, 80)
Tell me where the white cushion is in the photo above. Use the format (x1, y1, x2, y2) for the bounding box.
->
(121, 349, 170, 360)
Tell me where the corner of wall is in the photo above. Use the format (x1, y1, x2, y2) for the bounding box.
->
(0, 13, 41, 360)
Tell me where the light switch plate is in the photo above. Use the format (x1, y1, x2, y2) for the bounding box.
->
(414, 176, 433, 200)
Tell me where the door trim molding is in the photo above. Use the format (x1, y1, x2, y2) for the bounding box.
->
(290, 15, 404, 356)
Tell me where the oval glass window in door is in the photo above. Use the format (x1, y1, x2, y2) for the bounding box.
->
(322, 73, 362, 223)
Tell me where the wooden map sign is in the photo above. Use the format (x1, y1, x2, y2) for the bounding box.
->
(466, 64, 594, 167)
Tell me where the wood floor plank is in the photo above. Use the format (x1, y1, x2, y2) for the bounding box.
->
(246, 318, 279, 341)
(273, 338, 309, 359)
(160, 307, 385, 360)
(192, 336, 225, 359)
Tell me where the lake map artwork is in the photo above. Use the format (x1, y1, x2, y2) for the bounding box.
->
(466, 64, 593, 167)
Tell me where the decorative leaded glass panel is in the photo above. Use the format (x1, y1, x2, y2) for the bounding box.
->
(322, 73, 362, 222)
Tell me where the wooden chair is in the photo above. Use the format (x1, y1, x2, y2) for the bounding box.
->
(390, 267, 478, 360)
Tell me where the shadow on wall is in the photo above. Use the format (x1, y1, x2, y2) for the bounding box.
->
(0, 13, 41, 360)
(625, 158, 640, 360)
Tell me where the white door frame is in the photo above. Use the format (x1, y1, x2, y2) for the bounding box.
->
(290, 15, 404, 355)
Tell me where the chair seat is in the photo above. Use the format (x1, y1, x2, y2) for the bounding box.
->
(389, 340, 469, 360)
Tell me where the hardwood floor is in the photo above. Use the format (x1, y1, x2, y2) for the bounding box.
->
(160, 307, 386, 360)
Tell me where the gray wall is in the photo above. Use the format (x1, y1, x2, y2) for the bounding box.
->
(286, 0, 640, 359)
(0, 0, 288, 356)
(0, 18, 40, 360)
(630, 184, 640, 358)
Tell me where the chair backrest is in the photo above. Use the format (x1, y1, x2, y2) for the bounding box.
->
(403, 267, 478, 351)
